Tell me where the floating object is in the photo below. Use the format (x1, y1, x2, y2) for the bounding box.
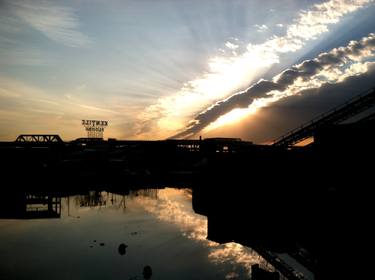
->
(118, 243, 128, 255)
(143, 265, 152, 279)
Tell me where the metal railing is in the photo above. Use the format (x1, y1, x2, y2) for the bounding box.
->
(273, 86, 375, 147)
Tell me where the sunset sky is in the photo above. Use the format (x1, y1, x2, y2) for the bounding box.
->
(1, 0, 374, 142)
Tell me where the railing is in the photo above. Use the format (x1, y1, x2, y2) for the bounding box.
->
(357, 111, 375, 123)
(273, 86, 375, 147)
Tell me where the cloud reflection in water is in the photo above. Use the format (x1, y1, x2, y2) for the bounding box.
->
(136, 188, 273, 278)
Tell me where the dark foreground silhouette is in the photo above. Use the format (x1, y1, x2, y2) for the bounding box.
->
(1, 117, 374, 279)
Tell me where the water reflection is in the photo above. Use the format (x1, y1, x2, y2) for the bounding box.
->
(0, 188, 274, 280)
(0, 193, 61, 219)
(136, 188, 273, 279)
(77, 191, 107, 207)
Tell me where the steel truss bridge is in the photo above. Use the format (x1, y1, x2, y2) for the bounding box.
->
(15, 134, 63, 144)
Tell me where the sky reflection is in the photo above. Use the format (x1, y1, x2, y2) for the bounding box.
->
(0, 188, 273, 280)
(136, 188, 273, 278)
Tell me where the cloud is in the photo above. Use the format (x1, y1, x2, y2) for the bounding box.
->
(287, 0, 373, 40)
(137, 0, 372, 139)
(203, 64, 375, 143)
(7, 0, 90, 47)
(78, 104, 120, 115)
(172, 33, 375, 138)
(225, 42, 239, 50)
(255, 24, 268, 32)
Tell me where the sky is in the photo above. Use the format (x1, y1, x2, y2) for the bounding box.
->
(0, 0, 374, 142)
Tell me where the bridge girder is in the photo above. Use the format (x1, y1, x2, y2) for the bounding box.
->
(15, 134, 63, 144)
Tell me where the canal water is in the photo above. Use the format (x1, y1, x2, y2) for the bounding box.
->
(0, 188, 273, 280)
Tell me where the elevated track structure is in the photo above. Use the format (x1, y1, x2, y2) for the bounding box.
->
(273, 87, 375, 148)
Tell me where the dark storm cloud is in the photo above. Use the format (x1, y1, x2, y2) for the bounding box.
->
(172, 33, 375, 139)
(245, 64, 375, 143)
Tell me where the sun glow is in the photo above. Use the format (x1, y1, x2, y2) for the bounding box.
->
(138, 50, 277, 139)
(203, 108, 251, 132)
(137, 0, 372, 139)
(204, 96, 279, 132)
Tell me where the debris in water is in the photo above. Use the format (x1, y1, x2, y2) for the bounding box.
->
(143, 265, 152, 279)
(118, 243, 128, 255)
